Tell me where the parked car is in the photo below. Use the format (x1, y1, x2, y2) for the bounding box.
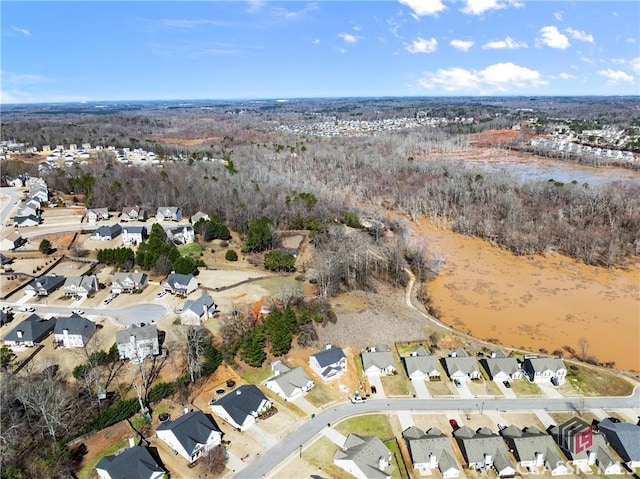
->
(503, 380, 511, 388)
(449, 419, 459, 430)
(351, 396, 366, 404)
(18, 306, 35, 313)
(102, 297, 113, 305)
(453, 379, 462, 388)
(72, 309, 84, 315)
(156, 290, 167, 298)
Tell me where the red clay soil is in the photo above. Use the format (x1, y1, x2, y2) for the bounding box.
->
(469, 129, 534, 147)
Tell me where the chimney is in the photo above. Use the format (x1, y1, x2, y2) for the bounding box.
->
(129, 437, 136, 448)
(325, 344, 332, 350)
(429, 453, 437, 468)
(17, 330, 23, 338)
(491, 351, 497, 358)
(63, 328, 69, 346)
(588, 451, 596, 465)
(184, 406, 190, 414)
(451, 350, 457, 357)
(535, 452, 544, 467)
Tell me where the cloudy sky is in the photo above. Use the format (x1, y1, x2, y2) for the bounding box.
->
(1, 0, 639, 103)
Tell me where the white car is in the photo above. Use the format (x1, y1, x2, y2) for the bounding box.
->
(157, 290, 167, 298)
(18, 306, 35, 313)
(72, 309, 85, 315)
(350, 396, 366, 404)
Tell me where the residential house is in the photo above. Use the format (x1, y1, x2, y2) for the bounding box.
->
(180, 294, 217, 326)
(156, 206, 182, 222)
(29, 186, 48, 204)
(501, 425, 569, 476)
(190, 211, 210, 224)
(17, 203, 39, 218)
(453, 426, 516, 477)
(522, 357, 567, 385)
(86, 207, 110, 223)
(3, 314, 56, 347)
(13, 214, 40, 227)
(402, 426, 460, 478)
(115, 324, 159, 361)
(403, 346, 441, 381)
(90, 224, 122, 240)
(442, 348, 482, 382)
(0, 231, 24, 251)
(95, 444, 165, 479)
(362, 345, 397, 376)
(64, 275, 99, 297)
(481, 350, 523, 382)
(210, 385, 272, 431)
(163, 273, 198, 296)
(264, 361, 314, 401)
(0, 253, 13, 266)
(120, 206, 147, 222)
(24, 274, 66, 296)
(122, 225, 147, 246)
(165, 225, 195, 245)
(597, 418, 640, 468)
(53, 314, 96, 348)
(550, 418, 622, 475)
(334, 434, 392, 479)
(309, 345, 347, 380)
(111, 271, 148, 294)
(156, 411, 222, 463)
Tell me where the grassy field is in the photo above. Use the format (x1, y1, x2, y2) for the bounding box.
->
(427, 379, 456, 396)
(77, 439, 128, 479)
(177, 242, 203, 257)
(510, 379, 543, 396)
(386, 438, 410, 479)
(335, 414, 394, 438)
(241, 366, 272, 384)
(302, 437, 351, 479)
(381, 372, 415, 397)
(395, 341, 432, 357)
(305, 382, 335, 408)
(559, 364, 634, 397)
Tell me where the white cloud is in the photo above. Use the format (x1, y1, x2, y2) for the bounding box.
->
(246, 0, 265, 13)
(536, 26, 570, 49)
(553, 11, 563, 21)
(450, 39, 475, 52)
(460, 0, 523, 15)
(312, 38, 320, 45)
(11, 26, 31, 36)
(406, 37, 438, 54)
(338, 32, 359, 44)
(270, 2, 319, 20)
(482, 36, 527, 49)
(565, 27, 594, 44)
(352, 25, 362, 32)
(2, 71, 48, 84)
(598, 69, 634, 83)
(555, 73, 577, 80)
(398, 0, 446, 17)
(418, 62, 546, 92)
(610, 57, 640, 73)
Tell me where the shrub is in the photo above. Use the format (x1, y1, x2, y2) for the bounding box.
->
(91, 398, 139, 430)
(225, 249, 238, 262)
(147, 381, 176, 404)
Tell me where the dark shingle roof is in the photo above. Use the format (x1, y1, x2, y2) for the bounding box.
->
(311, 347, 346, 368)
(96, 445, 164, 479)
(156, 411, 220, 456)
(4, 314, 56, 343)
(598, 419, 640, 463)
(210, 385, 268, 426)
(54, 315, 96, 336)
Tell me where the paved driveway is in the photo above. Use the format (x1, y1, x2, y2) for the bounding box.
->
(367, 374, 386, 398)
(496, 380, 517, 398)
(411, 378, 432, 399)
(457, 380, 474, 399)
(536, 380, 564, 398)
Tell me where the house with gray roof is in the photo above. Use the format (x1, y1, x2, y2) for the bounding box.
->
(120, 206, 147, 222)
(64, 275, 99, 297)
(597, 418, 640, 468)
(453, 426, 516, 476)
(210, 384, 272, 431)
(334, 434, 392, 479)
(156, 411, 221, 463)
(481, 350, 522, 382)
(86, 207, 110, 223)
(24, 274, 65, 296)
(165, 224, 195, 245)
(3, 314, 56, 347)
(163, 273, 198, 296)
(402, 426, 460, 478)
(122, 225, 147, 246)
(442, 349, 481, 382)
(501, 425, 569, 475)
(90, 223, 122, 240)
(264, 361, 314, 401)
(54, 314, 96, 348)
(0, 231, 24, 251)
(156, 206, 182, 222)
(403, 346, 441, 381)
(550, 417, 622, 474)
(111, 271, 148, 294)
(13, 214, 40, 227)
(310, 345, 347, 380)
(17, 203, 39, 218)
(96, 444, 165, 479)
(362, 345, 397, 376)
(180, 294, 217, 326)
(523, 357, 566, 385)
(190, 211, 210, 224)
(115, 324, 159, 362)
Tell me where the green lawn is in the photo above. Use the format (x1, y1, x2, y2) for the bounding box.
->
(381, 372, 415, 397)
(302, 437, 351, 479)
(386, 438, 410, 479)
(395, 341, 432, 357)
(77, 440, 128, 479)
(335, 414, 393, 438)
(558, 364, 634, 397)
(241, 366, 272, 384)
(510, 379, 543, 396)
(177, 242, 203, 256)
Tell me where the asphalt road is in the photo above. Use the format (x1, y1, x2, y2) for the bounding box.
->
(235, 388, 640, 479)
(1, 302, 167, 326)
(0, 188, 21, 228)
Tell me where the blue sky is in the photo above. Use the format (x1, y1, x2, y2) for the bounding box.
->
(1, 1, 639, 103)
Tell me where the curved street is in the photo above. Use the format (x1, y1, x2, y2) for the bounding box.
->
(235, 388, 640, 479)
